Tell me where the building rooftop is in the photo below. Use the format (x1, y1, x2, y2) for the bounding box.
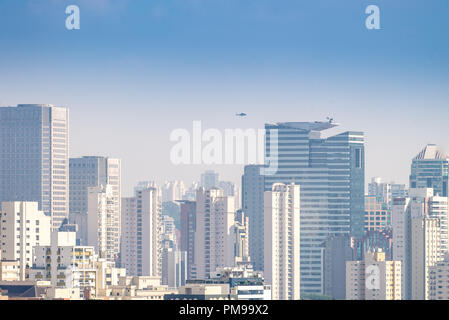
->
(413, 144, 448, 161)
(266, 121, 339, 132)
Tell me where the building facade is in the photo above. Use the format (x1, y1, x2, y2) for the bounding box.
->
(0, 201, 51, 280)
(346, 250, 401, 300)
(193, 188, 235, 280)
(241, 164, 265, 272)
(121, 185, 162, 277)
(264, 121, 364, 294)
(87, 185, 120, 262)
(264, 183, 300, 300)
(69, 156, 121, 246)
(0, 104, 69, 229)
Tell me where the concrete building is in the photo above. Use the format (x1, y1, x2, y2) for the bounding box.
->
(193, 188, 235, 280)
(264, 121, 364, 294)
(264, 183, 300, 300)
(368, 177, 407, 209)
(121, 185, 162, 277)
(323, 235, 354, 300)
(97, 275, 176, 300)
(429, 254, 449, 300)
(29, 231, 97, 298)
(0, 250, 20, 281)
(346, 250, 401, 300)
(218, 181, 240, 210)
(69, 156, 121, 246)
(241, 164, 265, 272)
(166, 265, 271, 300)
(232, 210, 251, 266)
(179, 200, 196, 279)
(411, 216, 441, 300)
(0, 104, 69, 229)
(365, 195, 390, 231)
(0, 201, 51, 280)
(87, 184, 120, 262)
(392, 188, 447, 299)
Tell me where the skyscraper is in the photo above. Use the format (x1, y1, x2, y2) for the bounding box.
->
(264, 121, 364, 294)
(179, 200, 196, 279)
(193, 187, 235, 279)
(69, 156, 121, 245)
(0, 104, 69, 229)
(410, 144, 449, 197)
(87, 185, 120, 262)
(120, 185, 161, 276)
(241, 164, 265, 272)
(264, 183, 300, 300)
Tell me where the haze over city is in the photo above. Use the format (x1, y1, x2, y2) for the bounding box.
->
(1, 0, 448, 195)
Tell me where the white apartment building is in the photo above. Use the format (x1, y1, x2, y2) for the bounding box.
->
(193, 187, 235, 280)
(264, 183, 300, 300)
(392, 188, 447, 299)
(233, 211, 250, 266)
(346, 250, 401, 300)
(0, 250, 20, 281)
(0, 201, 51, 280)
(87, 184, 120, 262)
(411, 216, 441, 300)
(29, 231, 97, 297)
(121, 185, 162, 277)
(69, 156, 121, 246)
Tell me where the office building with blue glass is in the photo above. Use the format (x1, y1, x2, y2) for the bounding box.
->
(264, 121, 364, 294)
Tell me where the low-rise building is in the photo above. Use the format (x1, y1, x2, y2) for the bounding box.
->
(346, 250, 401, 300)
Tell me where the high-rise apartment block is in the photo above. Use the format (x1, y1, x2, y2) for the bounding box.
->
(0, 104, 69, 229)
(121, 185, 161, 277)
(179, 200, 196, 279)
(264, 183, 300, 300)
(69, 156, 121, 246)
(193, 188, 235, 280)
(392, 188, 447, 299)
(87, 185, 120, 262)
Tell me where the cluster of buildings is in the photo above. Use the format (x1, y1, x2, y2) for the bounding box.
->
(0, 104, 448, 300)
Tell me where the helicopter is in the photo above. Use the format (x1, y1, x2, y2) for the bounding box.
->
(236, 112, 247, 117)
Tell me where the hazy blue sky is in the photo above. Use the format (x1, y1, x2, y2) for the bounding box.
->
(0, 0, 448, 196)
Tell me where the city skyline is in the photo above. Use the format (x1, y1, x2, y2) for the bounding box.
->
(1, 0, 449, 303)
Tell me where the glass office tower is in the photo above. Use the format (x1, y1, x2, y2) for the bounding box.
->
(410, 144, 448, 197)
(0, 104, 69, 230)
(264, 121, 364, 294)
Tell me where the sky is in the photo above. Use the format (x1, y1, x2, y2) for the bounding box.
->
(0, 0, 448, 196)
